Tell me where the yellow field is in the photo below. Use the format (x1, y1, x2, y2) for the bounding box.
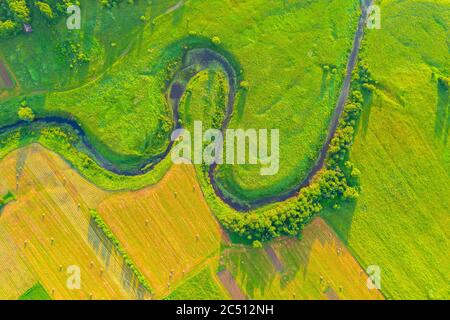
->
(223, 218, 384, 300)
(0, 145, 132, 299)
(0, 145, 382, 300)
(0, 144, 222, 299)
(96, 160, 222, 298)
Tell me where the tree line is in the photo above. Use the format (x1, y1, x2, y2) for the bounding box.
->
(222, 64, 370, 246)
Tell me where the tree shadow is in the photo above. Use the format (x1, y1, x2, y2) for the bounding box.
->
(87, 216, 149, 299)
(235, 90, 247, 122)
(14, 148, 29, 192)
(87, 216, 112, 269)
(360, 88, 374, 139)
(222, 246, 277, 298)
(434, 78, 449, 145)
(319, 70, 329, 100)
(320, 200, 357, 246)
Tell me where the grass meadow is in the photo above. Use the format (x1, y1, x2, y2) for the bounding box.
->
(0, 0, 359, 203)
(222, 218, 383, 300)
(18, 283, 51, 300)
(323, 0, 450, 299)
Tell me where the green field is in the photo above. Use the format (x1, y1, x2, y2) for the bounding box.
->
(165, 267, 229, 300)
(0, 0, 359, 202)
(323, 0, 450, 300)
(0, 0, 448, 301)
(19, 283, 51, 300)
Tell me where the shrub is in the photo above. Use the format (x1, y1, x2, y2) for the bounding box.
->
(239, 80, 249, 89)
(35, 1, 54, 20)
(252, 240, 263, 249)
(0, 20, 17, 37)
(18, 106, 35, 122)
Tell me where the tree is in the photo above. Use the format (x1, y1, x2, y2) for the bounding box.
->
(35, 1, 54, 20)
(0, 20, 17, 37)
(252, 240, 263, 249)
(7, 0, 31, 23)
(240, 80, 249, 90)
(18, 106, 35, 122)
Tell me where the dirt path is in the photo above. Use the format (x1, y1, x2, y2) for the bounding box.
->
(264, 245, 284, 273)
(217, 269, 247, 300)
(0, 60, 14, 88)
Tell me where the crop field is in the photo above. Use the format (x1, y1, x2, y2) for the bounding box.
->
(323, 0, 450, 300)
(95, 162, 223, 298)
(0, 145, 145, 299)
(0, 144, 223, 299)
(165, 266, 230, 300)
(0, 0, 448, 302)
(0, 144, 386, 301)
(222, 218, 383, 300)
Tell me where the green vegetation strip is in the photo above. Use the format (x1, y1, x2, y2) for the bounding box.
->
(18, 282, 51, 300)
(164, 267, 228, 300)
(90, 209, 153, 294)
(0, 190, 15, 209)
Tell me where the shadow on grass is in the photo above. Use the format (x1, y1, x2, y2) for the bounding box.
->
(172, 3, 185, 27)
(320, 200, 357, 246)
(434, 78, 449, 145)
(87, 216, 148, 299)
(221, 207, 358, 299)
(360, 88, 374, 139)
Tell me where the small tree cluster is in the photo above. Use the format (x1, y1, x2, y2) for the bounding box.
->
(59, 40, 91, 68)
(0, 0, 76, 38)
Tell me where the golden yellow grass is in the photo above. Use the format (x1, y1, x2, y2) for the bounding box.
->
(96, 162, 222, 298)
(0, 144, 221, 299)
(0, 145, 132, 299)
(0, 144, 381, 300)
(223, 218, 384, 300)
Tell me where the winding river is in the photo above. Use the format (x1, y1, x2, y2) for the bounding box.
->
(0, 2, 372, 212)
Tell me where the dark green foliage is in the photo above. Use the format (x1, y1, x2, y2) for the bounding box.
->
(58, 40, 91, 68)
(19, 283, 52, 300)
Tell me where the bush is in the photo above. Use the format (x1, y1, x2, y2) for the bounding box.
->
(18, 106, 35, 122)
(252, 240, 263, 249)
(0, 20, 18, 37)
(239, 80, 249, 89)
